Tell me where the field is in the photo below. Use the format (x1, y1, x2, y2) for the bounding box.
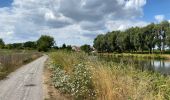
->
(0, 50, 42, 79)
(48, 51, 170, 100)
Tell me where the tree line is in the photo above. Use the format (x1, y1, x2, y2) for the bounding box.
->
(0, 35, 79, 52)
(94, 21, 170, 53)
(0, 35, 55, 52)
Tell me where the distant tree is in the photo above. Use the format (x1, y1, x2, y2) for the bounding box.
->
(144, 23, 157, 53)
(53, 46, 59, 49)
(0, 38, 5, 49)
(114, 31, 126, 52)
(93, 20, 170, 54)
(160, 21, 170, 52)
(9, 43, 23, 49)
(37, 35, 55, 52)
(23, 41, 37, 49)
(66, 45, 72, 51)
(59, 44, 72, 51)
(166, 28, 170, 48)
(80, 44, 92, 53)
(5, 44, 13, 49)
(93, 35, 106, 52)
(61, 44, 67, 49)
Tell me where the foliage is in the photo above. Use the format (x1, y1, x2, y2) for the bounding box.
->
(80, 44, 92, 53)
(51, 62, 95, 99)
(0, 38, 5, 49)
(62, 44, 67, 49)
(49, 51, 170, 100)
(23, 41, 37, 49)
(59, 44, 72, 51)
(37, 35, 55, 52)
(52, 66, 72, 93)
(94, 20, 170, 53)
(2, 35, 55, 51)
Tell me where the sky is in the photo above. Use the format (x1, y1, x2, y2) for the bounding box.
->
(0, 0, 169, 46)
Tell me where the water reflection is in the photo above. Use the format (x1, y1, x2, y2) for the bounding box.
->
(100, 55, 170, 75)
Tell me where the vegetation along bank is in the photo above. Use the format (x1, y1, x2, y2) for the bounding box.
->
(48, 51, 170, 100)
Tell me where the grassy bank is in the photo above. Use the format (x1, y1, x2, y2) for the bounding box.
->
(99, 53, 170, 60)
(0, 51, 42, 79)
(49, 51, 170, 100)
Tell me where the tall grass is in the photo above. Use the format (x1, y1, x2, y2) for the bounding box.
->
(0, 51, 42, 79)
(49, 51, 170, 100)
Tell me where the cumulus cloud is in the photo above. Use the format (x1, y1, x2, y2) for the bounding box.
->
(155, 15, 165, 22)
(0, 0, 147, 45)
(105, 20, 148, 31)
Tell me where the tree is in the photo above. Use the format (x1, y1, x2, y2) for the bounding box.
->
(143, 23, 156, 53)
(37, 35, 55, 52)
(59, 44, 72, 51)
(93, 34, 107, 52)
(66, 45, 72, 51)
(138, 28, 146, 52)
(23, 41, 37, 49)
(166, 28, 170, 48)
(93, 20, 170, 53)
(80, 44, 92, 53)
(115, 32, 126, 52)
(6, 43, 23, 49)
(61, 44, 67, 49)
(160, 21, 170, 52)
(0, 39, 5, 49)
(105, 31, 120, 52)
(124, 28, 136, 52)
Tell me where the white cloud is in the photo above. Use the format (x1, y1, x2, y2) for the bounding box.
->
(0, 0, 147, 45)
(155, 15, 165, 22)
(105, 20, 148, 31)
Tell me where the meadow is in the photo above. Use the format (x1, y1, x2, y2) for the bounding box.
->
(0, 50, 42, 79)
(49, 51, 170, 100)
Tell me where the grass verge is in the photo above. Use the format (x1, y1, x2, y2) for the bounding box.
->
(0, 52, 42, 79)
(49, 51, 170, 100)
(98, 53, 170, 60)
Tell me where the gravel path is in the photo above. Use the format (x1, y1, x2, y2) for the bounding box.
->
(0, 55, 48, 100)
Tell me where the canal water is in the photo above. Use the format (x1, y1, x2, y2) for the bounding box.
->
(100, 55, 170, 75)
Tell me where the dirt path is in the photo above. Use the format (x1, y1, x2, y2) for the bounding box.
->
(0, 55, 48, 100)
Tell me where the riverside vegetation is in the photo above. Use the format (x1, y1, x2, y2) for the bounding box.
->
(49, 51, 170, 100)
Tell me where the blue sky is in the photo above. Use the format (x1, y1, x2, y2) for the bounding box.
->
(0, 0, 12, 7)
(143, 0, 170, 22)
(0, 0, 169, 46)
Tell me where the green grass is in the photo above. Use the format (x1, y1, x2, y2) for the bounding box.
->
(0, 50, 42, 79)
(49, 51, 170, 100)
(99, 53, 170, 60)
